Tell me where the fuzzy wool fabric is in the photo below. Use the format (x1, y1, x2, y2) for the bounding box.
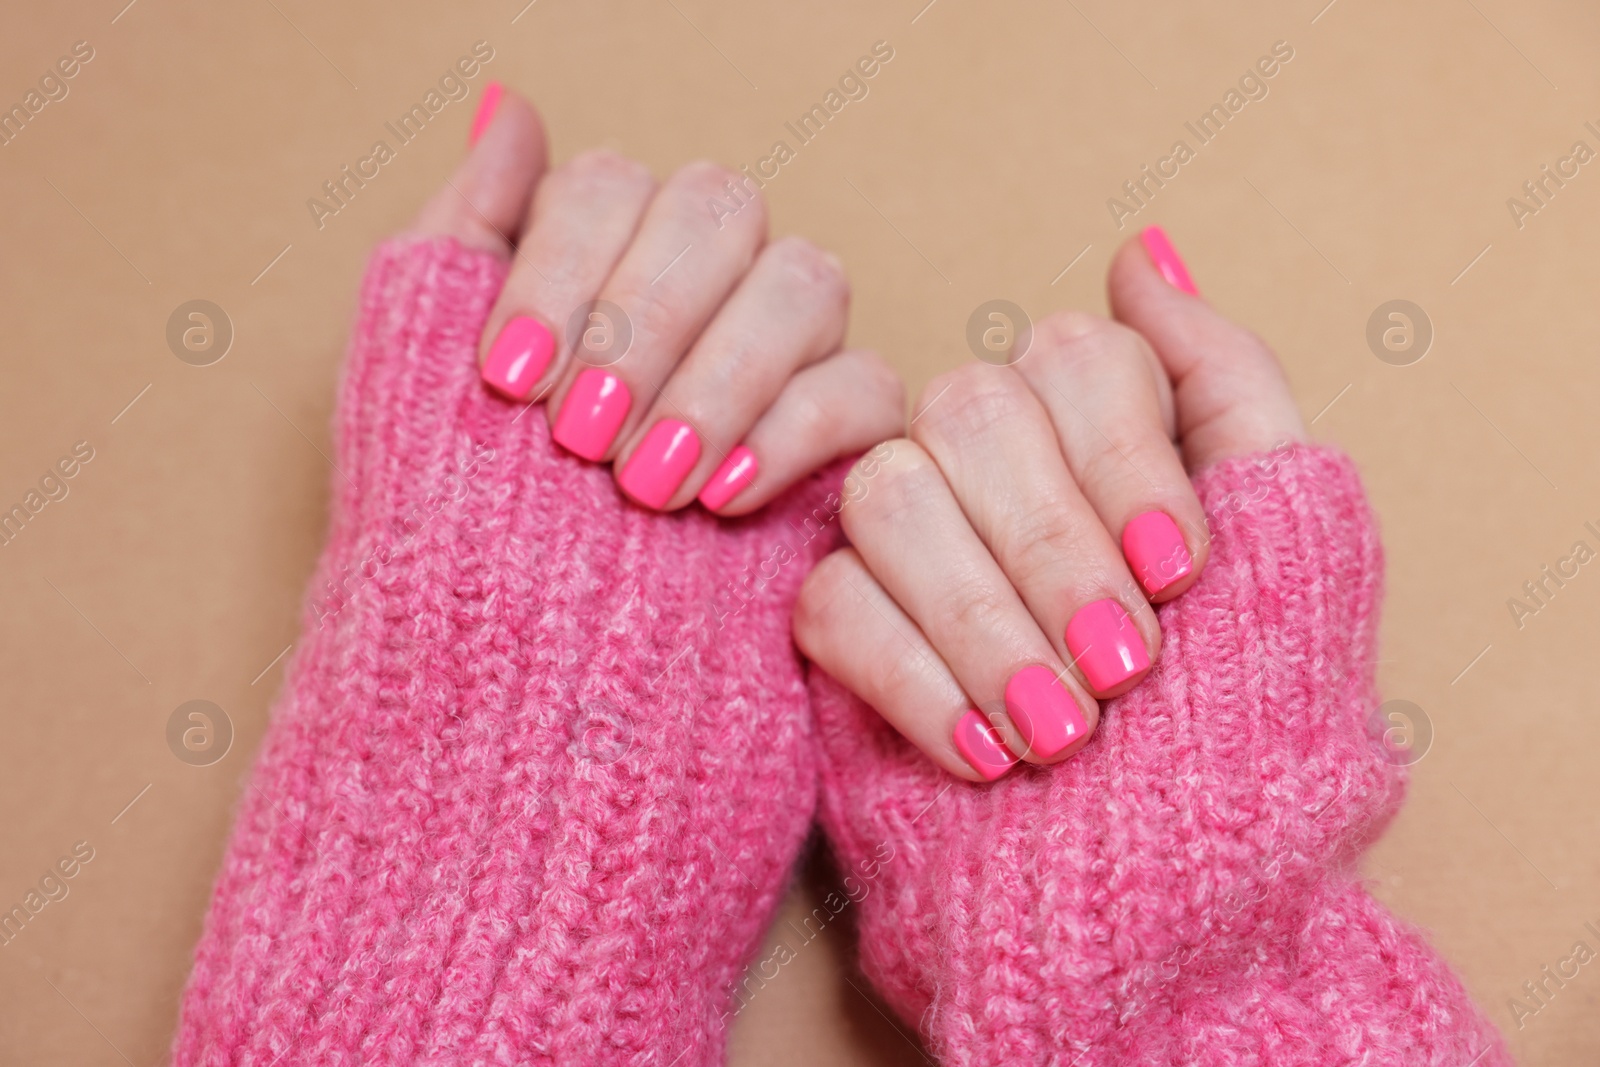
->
(170, 236, 847, 1067)
(813, 446, 1513, 1066)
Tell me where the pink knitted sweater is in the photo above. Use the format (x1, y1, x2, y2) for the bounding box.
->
(813, 448, 1512, 1065)
(172, 237, 1509, 1066)
(172, 238, 843, 1066)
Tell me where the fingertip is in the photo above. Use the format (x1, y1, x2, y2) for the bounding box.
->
(1123, 508, 1202, 602)
(697, 445, 760, 513)
(1013, 712, 1099, 767)
(1138, 510, 1211, 604)
(471, 85, 544, 161)
(1108, 228, 1306, 468)
(1107, 228, 1196, 334)
(1139, 224, 1199, 295)
(953, 709, 1020, 781)
(614, 418, 701, 511)
(464, 88, 547, 230)
(1144, 566, 1199, 604)
(410, 86, 546, 253)
(480, 314, 556, 398)
(1001, 665, 1099, 766)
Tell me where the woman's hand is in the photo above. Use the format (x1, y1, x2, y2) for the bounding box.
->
(409, 84, 904, 513)
(795, 227, 1307, 780)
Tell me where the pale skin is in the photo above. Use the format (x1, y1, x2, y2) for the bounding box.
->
(411, 88, 904, 514)
(795, 240, 1309, 781)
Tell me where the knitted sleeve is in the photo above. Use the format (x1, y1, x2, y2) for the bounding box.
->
(812, 446, 1512, 1066)
(171, 236, 844, 1067)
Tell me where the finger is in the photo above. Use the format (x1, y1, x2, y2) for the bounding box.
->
(612, 236, 849, 510)
(1011, 311, 1208, 603)
(1108, 226, 1306, 470)
(795, 549, 1017, 783)
(910, 364, 1157, 701)
(699, 349, 905, 516)
(842, 441, 1099, 765)
(477, 150, 656, 402)
(410, 85, 546, 255)
(546, 161, 769, 462)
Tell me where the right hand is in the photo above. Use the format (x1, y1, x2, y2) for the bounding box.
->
(795, 227, 1307, 781)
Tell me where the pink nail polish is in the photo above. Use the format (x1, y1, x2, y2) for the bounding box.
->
(1140, 225, 1199, 295)
(1003, 665, 1088, 760)
(618, 419, 702, 509)
(552, 369, 632, 461)
(481, 315, 555, 400)
(953, 710, 1019, 781)
(1122, 511, 1193, 596)
(697, 446, 759, 511)
(468, 81, 504, 146)
(1065, 599, 1151, 693)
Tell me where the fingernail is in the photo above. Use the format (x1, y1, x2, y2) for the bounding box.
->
(552, 369, 631, 461)
(953, 710, 1019, 781)
(481, 315, 555, 400)
(1065, 599, 1151, 693)
(468, 81, 504, 146)
(1003, 665, 1088, 760)
(697, 446, 759, 511)
(1140, 225, 1199, 295)
(1122, 511, 1193, 597)
(618, 419, 701, 509)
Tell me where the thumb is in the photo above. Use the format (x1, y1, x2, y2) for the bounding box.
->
(1107, 226, 1305, 471)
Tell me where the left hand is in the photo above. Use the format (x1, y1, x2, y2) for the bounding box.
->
(409, 84, 905, 514)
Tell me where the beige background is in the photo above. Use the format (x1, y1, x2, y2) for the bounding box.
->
(2, 0, 1598, 1063)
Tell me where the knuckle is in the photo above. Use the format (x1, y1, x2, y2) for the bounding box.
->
(1032, 309, 1120, 347)
(670, 160, 766, 227)
(764, 236, 850, 305)
(942, 571, 1011, 637)
(1073, 447, 1134, 501)
(1079, 437, 1166, 503)
(784, 389, 842, 447)
(1029, 311, 1144, 373)
(620, 287, 680, 347)
(842, 438, 936, 527)
(914, 363, 1023, 445)
(868, 645, 932, 710)
(853, 350, 908, 420)
(997, 493, 1095, 586)
(561, 148, 654, 193)
(673, 158, 738, 191)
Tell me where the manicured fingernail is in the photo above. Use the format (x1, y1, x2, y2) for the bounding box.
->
(481, 315, 555, 400)
(468, 81, 504, 146)
(552, 368, 631, 461)
(697, 446, 759, 511)
(953, 710, 1019, 781)
(1122, 511, 1193, 596)
(1140, 225, 1199, 295)
(1003, 665, 1088, 760)
(617, 419, 701, 509)
(1065, 599, 1151, 693)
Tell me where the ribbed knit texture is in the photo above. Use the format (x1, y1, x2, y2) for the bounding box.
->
(813, 447, 1512, 1066)
(171, 237, 847, 1067)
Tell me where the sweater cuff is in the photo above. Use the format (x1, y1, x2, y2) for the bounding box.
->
(1172, 442, 1400, 852)
(330, 236, 507, 544)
